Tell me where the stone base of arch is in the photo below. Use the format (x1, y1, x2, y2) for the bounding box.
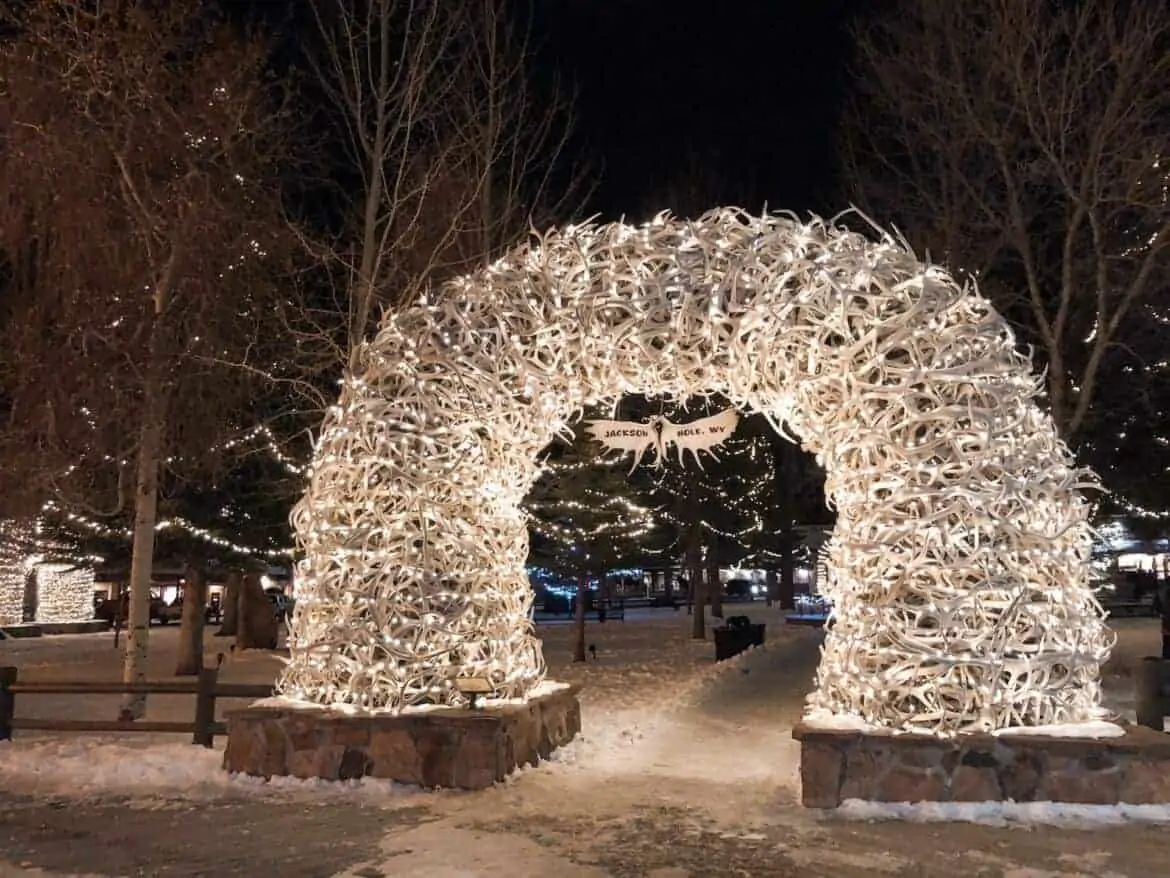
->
(794, 723, 1170, 808)
(223, 684, 581, 790)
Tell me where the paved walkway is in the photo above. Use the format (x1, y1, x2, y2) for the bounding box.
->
(2, 782, 1168, 878)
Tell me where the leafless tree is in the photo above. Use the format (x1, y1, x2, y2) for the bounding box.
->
(290, 0, 588, 374)
(840, 0, 1170, 445)
(0, 1, 292, 714)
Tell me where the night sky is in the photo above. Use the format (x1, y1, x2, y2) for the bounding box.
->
(529, 0, 867, 221)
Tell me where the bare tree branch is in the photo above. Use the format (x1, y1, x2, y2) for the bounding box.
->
(840, 0, 1170, 445)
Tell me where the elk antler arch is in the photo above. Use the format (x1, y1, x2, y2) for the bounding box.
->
(279, 208, 1113, 734)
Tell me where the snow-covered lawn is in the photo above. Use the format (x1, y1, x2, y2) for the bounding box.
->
(0, 605, 814, 802)
(3, 610, 1170, 876)
(0, 607, 1160, 805)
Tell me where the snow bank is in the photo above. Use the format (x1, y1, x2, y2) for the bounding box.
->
(0, 738, 409, 802)
(836, 798, 1170, 827)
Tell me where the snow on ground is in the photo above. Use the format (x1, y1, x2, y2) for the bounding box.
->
(0, 737, 417, 802)
(0, 607, 1164, 823)
(0, 605, 817, 805)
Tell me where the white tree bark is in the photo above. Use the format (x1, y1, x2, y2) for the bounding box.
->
(120, 369, 164, 719)
(119, 252, 173, 719)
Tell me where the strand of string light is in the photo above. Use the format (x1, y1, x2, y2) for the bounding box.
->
(280, 208, 1113, 732)
(41, 502, 292, 560)
(0, 520, 95, 626)
(212, 424, 307, 476)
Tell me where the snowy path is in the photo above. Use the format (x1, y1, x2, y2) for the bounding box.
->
(0, 609, 1168, 876)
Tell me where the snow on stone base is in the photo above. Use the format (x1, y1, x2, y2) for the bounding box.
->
(991, 720, 1125, 739)
(837, 798, 1170, 827)
(801, 708, 876, 732)
(802, 708, 1125, 739)
(250, 679, 573, 715)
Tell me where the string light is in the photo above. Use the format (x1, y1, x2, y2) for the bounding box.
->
(528, 463, 659, 547)
(212, 424, 306, 476)
(0, 520, 95, 626)
(279, 207, 1113, 732)
(40, 502, 292, 560)
(650, 427, 780, 547)
(0, 521, 33, 625)
(33, 562, 94, 623)
(1108, 492, 1170, 522)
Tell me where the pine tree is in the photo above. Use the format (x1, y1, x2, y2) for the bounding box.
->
(647, 403, 833, 619)
(525, 417, 661, 660)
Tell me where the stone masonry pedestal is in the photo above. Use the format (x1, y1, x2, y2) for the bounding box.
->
(224, 684, 581, 790)
(794, 722, 1170, 808)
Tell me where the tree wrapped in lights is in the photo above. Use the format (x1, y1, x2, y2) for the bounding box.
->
(525, 419, 661, 660)
(526, 417, 661, 578)
(0, 522, 36, 626)
(0, 520, 96, 627)
(281, 208, 1113, 733)
(643, 403, 831, 617)
(639, 400, 760, 627)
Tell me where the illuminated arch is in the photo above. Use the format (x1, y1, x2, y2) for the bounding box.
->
(278, 209, 1113, 734)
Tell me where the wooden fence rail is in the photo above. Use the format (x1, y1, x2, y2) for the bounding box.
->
(0, 663, 273, 748)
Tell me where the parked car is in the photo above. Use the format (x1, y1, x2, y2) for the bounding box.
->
(94, 595, 181, 625)
(156, 599, 183, 625)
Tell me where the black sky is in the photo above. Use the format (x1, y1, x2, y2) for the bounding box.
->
(528, 0, 866, 221)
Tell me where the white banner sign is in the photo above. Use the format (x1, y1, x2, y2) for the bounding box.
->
(585, 408, 739, 472)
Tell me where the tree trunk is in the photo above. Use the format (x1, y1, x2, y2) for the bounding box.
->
(572, 573, 587, 662)
(773, 433, 798, 610)
(237, 572, 278, 651)
(779, 531, 797, 610)
(216, 569, 242, 636)
(687, 524, 706, 638)
(684, 524, 700, 620)
(119, 366, 165, 720)
(707, 560, 723, 618)
(1161, 584, 1170, 660)
(690, 558, 706, 640)
(175, 565, 208, 676)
